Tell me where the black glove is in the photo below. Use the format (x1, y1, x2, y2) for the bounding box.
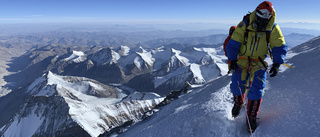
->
(230, 60, 238, 71)
(269, 63, 280, 77)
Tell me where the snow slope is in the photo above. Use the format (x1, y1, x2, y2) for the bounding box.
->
(135, 47, 155, 69)
(118, 37, 320, 137)
(154, 46, 226, 89)
(90, 48, 120, 65)
(64, 50, 87, 63)
(1, 72, 164, 137)
(3, 107, 44, 137)
(117, 46, 155, 72)
(118, 45, 130, 56)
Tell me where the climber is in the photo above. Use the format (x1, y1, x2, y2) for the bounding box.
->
(226, 1, 287, 132)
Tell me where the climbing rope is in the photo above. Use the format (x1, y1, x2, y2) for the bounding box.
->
(236, 73, 254, 137)
(234, 58, 254, 137)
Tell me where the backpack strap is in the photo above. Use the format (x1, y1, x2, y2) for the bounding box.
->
(267, 23, 277, 58)
(266, 31, 270, 44)
(243, 12, 275, 45)
(243, 13, 251, 45)
(266, 24, 276, 44)
(243, 13, 251, 26)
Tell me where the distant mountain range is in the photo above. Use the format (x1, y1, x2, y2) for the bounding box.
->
(0, 30, 227, 48)
(0, 28, 317, 136)
(0, 30, 314, 55)
(0, 42, 227, 136)
(284, 33, 315, 49)
(4, 42, 226, 94)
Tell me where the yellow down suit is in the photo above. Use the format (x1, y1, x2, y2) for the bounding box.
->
(226, 9, 287, 100)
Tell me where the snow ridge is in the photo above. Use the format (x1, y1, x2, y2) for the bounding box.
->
(135, 47, 155, 69)
(91, 48, 120, 65)
(64, 51, 87, 63)
(118, 45, 130, 56)
(2, 72, 164, 137)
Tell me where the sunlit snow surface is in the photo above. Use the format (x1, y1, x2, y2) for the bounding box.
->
(2, 72, 164, 137)
(154, 46, 226, 87)
(135, 47, 155, 68)
(6, 36, 318, 136)
(64, 50, 87, 63)
(118, 38, 320, 137)
(91, 48, 120, 65)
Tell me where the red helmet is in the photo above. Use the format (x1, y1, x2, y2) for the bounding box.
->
(256, 1, 273, 19)
(229, 26, 236, 35)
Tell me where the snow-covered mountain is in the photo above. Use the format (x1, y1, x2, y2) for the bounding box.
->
(151, 46, 227, 94)
(114, 36, 320, 137)
(0, 72, 163, 137)
(90, 48, 120, 65)
(3, 44, 72, 89)
(0, 42, 227, 136)
(2, 33, 320, 136)
(63, 50, 87, 63)
(16, 43, 226, 95)
(117, 46, 155, 75)
(284, 33, 315, 49)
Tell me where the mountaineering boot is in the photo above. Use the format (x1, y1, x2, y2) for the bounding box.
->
(246, 99, 262, 132)
(232, 95, 245, 117)
(246, 117, 257, 133)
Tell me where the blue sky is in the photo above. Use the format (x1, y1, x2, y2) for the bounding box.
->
(0, 0, 319, 29)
